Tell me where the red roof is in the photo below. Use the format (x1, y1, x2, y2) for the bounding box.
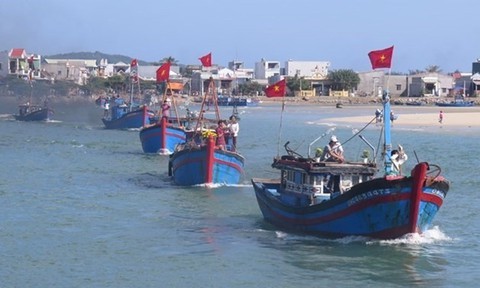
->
(9, 48, 26, 58)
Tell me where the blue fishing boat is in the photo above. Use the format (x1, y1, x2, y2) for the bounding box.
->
(103, 58, 156, 129)
(168, 78, 245, 185)
(215, 96, 260, 107)
(139, 76, 197, 154)
(168, 135, 245, 185)
(102, 102, 155, 129)
(139, 117, 191, 154)
(435, 96, 475, 107)
(251, 91, 450, 239)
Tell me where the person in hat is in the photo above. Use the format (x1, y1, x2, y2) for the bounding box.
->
(390, 145, 408, 175)
(320, 135, 344, 163)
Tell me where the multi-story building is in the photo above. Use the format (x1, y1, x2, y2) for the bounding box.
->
(284, 60, 330, 79)
(254, 58, 280, 79)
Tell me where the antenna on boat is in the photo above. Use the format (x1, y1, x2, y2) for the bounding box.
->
(382, 90, 394, 175)
(307, 127, 336, 158)
(358, 135, 376, 163)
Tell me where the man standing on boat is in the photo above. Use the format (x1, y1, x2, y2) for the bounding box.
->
(161, 100, 170, 120)
(228, 116, 239, 151)
(320, 135, 344, 163)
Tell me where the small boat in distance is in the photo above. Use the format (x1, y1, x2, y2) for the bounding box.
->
(14, 103, 53, 121)
(251, 90, 450, 239)
(215, 95, 259, 107)
(435, 96, 475, 107)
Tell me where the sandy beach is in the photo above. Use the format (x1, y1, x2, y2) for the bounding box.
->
(321, 105, 480, 128)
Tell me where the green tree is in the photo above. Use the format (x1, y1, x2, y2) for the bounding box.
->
(425, 65, 442, 73)
(328, 69, 360, 91)
(408, 69, 425, 75)
(237, 81, 264, 96)
(152, 56, 179, 65)
(286, 76, 310, 95)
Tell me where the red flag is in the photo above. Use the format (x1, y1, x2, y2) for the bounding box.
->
(368, 46, 394, 69)
(265, 79, 286, 97)
(131, 59, 138, 67)
(199, 53, 212, 67)
(156, 61, 171, 82)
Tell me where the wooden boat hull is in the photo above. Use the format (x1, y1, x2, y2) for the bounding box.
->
(169, 137, 244, 186)
(139, 119, 189, 154)
(14, 107, 52, 121)
(252, 162, 449, 239)
(102, 107, 155, 129)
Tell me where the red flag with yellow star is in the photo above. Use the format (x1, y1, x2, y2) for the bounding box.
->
(368, 46, 394, 69)
(199, 52, 212, 67)
(156, 61, 171, 82)
(265, 79, 286, 97)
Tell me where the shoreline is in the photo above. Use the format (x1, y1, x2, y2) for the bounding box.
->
(2, 94, 479, 128)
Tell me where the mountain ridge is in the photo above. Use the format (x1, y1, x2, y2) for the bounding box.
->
(43, 51, 150, 65)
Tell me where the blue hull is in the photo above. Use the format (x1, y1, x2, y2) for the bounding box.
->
(252, 173, 449, 239)
(102, 108, 154, 129)
(139, 123, 188, 154)
(435, 102, 475, 107)
(169, 145, 244, 186)
(215, 97, 259, 107)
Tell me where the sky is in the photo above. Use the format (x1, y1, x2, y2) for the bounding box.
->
(1, 0, 479, 73)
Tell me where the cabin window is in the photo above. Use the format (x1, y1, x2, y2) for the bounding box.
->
(303, 174, 308, 184)
(286, 171, 294, 182)
(352, 175, 360, 185)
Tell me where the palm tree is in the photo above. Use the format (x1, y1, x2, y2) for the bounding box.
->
(161, 56, 178, 65)
(425, 65, 442, 73)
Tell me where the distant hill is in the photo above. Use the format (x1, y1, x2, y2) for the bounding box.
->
(43, 51, 150, 65)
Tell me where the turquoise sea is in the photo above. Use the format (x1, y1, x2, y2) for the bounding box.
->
(1, 99, 479, 287)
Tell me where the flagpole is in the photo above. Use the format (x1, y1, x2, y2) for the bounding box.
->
(276, 96, 286, 157)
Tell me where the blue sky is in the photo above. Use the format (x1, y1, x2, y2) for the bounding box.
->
(1, 0, 478, 73)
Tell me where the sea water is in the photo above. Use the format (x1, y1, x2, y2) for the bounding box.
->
(1, 100, 479, 287)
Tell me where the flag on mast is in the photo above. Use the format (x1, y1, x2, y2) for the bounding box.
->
(368, 46, 394, 69)
(265, 79, 286, 97)
(199, 53, 212, 67)
(156, 61, 171, 82)
(130, 58, 138, 83)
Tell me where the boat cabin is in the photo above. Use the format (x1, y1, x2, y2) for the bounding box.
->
(274, 157, 377, 206)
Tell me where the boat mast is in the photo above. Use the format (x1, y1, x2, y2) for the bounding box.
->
(163, 80, 181, 127)
(130, 59, 139, 112)
(382, 90, 393, 175)
(194, 77, 221, 132)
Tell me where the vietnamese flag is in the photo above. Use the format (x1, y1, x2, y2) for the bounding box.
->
(130, 58, 138, 67)
(265, 79, 286, 97)
(199, 52, 212, 67)
(156, 61, 171, 82)
(368, 46, 394, 69)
